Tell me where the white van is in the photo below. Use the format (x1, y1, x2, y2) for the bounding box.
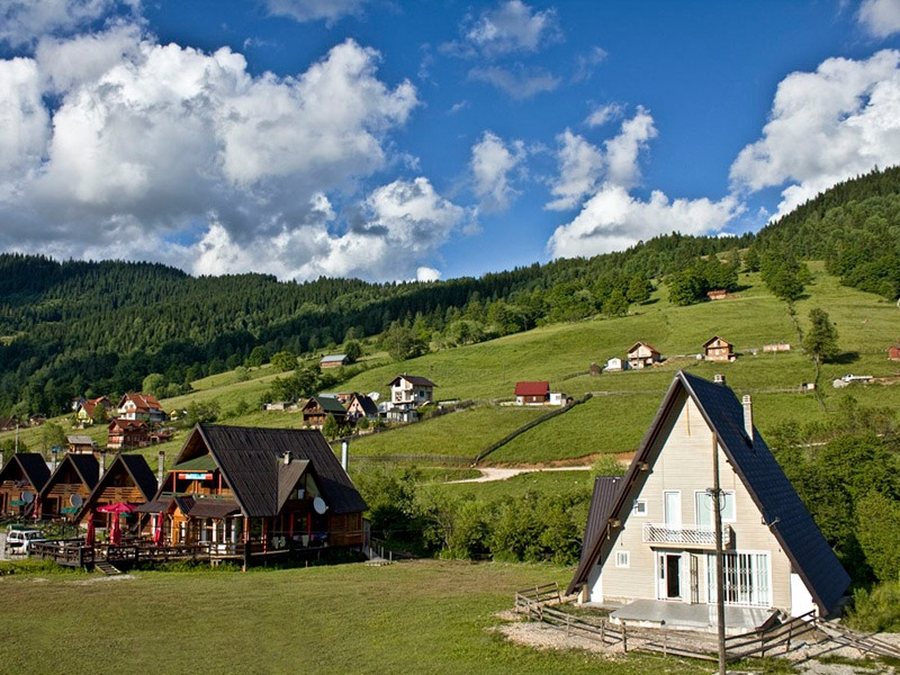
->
(5, 530, 46, 554)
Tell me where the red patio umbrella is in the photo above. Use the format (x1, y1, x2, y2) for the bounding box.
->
(96, 503, 137, 514)
(153, 512, 163, 546)
(110, 514, 122, 545)
(85, 514, 95, 547)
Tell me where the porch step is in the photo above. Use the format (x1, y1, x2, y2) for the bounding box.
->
(95, 561, 122, 576)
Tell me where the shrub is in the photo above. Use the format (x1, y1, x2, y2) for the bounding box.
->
(846, 582, 900, 633)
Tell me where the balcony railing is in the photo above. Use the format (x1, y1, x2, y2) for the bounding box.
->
(642, 522, 732, 548)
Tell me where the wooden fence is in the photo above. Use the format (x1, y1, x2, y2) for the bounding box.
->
(514, 583, 625, 649)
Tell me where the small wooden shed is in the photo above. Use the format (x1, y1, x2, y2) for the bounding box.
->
(703, 335, 735, 362)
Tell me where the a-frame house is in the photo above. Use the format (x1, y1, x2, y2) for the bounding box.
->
(569, 371, 849, 622)
(74, 454, 159, 532)
(39, 454, 100, 520)
(0, 454, 50, 518)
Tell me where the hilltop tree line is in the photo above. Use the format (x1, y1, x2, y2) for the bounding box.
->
(0, 165, 897, 418)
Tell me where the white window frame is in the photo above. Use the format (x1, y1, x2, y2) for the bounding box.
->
(615, 551, 630, 568)
(707, 550, 772, 608)
(694, 489, 736, 528)
(632, 499, 648, 516)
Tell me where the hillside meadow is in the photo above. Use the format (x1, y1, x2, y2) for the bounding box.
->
(2, 266, 898, 475)
(0, 560, 709, 675)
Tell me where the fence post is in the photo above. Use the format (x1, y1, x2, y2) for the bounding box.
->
(786, 622, 792, 654)
(622, 623, 628, 653)
(600, 621, 605, 644)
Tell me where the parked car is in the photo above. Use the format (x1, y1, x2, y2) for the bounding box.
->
(5, 529, 46, 554)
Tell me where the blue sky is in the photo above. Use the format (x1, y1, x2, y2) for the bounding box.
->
(0, 0, 898, 282)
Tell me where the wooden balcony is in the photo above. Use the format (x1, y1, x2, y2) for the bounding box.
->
(642, 522, 732, 549)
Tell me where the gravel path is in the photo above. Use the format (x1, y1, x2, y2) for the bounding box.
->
(446, 466, 592, 484)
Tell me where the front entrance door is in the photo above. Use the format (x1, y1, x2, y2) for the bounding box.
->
(658, 552, 682, 599)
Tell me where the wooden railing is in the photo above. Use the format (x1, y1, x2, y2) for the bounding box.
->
(642, 523, 732, 548)
(723, 610, 817, 662)
(514, 583, 625, 648)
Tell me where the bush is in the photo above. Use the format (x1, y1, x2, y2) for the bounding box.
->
(846, 582, 900, 633)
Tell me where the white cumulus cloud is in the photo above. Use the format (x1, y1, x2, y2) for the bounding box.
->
(0, 0, 138, 47)
(470, 131, 527, 212)
(730, 49, 900, 218)
(545, 129, 604, 211)
(0, 29, 452, 280)
(548, 185, 740, 259)
(858, 0, 900, 39)
(264, 0, 367, 25)
(468, 64, 559, 99)
(461, 0, 562, 57)
(585, 102, 623, 127)
(547, 108, 740, 258)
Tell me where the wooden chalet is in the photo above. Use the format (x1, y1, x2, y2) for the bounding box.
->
(107, 418, 150, 450)
(0, 453, 50, 518)
(138, 425, 367, 557)
(346, 393, 378, 422)
(74, 454, 158, 541)
(319, 354, 349, 369)
(626, 342, 662, 369)
(703, 335, 735, 362)
(67, 435, 97, 454)
(118, 392, 166, 423)
(302, 396, 347, 428)
(39, 453, 100, 520)
(515, 381, 550, 405)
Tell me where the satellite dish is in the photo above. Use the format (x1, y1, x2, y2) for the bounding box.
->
(21, 491, 34, 504)
(313, 497, 328, 515)
(368, 392, 380, 402)
(70, 494, 83, 508)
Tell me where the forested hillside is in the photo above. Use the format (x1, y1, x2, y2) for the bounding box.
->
(0, 166, 897, 418)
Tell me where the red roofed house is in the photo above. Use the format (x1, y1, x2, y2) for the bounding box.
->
(118, 393, 167, 423)
(889, 345, 900, 362)
(515, 381, 550, 405)
(108, 419, 150, 450)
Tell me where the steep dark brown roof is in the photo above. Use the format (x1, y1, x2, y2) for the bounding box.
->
(388, 375, 437, 388)
(572, 476, 623, 579)
(42, 453, 100, 499)
(74, 454, 158, 521)
(174, 425, 366, 518)
(0, 453, 51, 492)
(568, 370, 850, 615)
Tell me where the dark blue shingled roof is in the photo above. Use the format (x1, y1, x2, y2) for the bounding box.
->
(569, 370, 850, 615)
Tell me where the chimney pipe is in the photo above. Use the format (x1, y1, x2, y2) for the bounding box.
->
(99, 450, 106, 477)
(51, 447, 59, 472)
(742, 395, 753, 441)
(283, 450, 291, 465)
(714, 373, 725, 385)
(341, 439, 349, 473)
(157, 450, 165, 485)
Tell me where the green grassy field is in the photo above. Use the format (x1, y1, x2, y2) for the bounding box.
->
(0, 560, 708, 675)
(3, 266, 897, 474)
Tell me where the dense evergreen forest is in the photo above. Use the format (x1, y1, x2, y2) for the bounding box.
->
(0, 166, 896, 418)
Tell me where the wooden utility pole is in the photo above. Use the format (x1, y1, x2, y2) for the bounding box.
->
(712, 432, 727, 674)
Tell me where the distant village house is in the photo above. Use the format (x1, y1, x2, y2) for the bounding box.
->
(346, 393, 378, 422)
(107, 419, 150, 450)
(889, 345, 900, 361)
(302, 396, 347, 428)
(706, 289, 727, 301)
(389, 375, 437, 408)
(763, 343, 791, 353)
(703, 335, 735, 362)
(67, 435, 97, 454)
(515, 381, 550, 405)
(118, 393, 166, 423)
(604, 357, 629, 372)
(319, 354, 349, 369)
(626, 342, 662, 369)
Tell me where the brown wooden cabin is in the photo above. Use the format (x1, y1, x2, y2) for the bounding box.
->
(74, 454, 158, 535)
(626, 341, 662, 369)
(301, 396, 348, 428)
(0, 453, 50, 518)
(39, 453, 100, 520)
(138, 424, 367, 555)
(346, 393, 378, 422)
(515, 381, 550, 405)
(703, 335, 735, 362)
(107, 418, 150, 450)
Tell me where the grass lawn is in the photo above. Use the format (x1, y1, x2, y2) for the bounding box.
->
(434, 470, 597, 501)
(348, 405, 546, 460)
(0, 560, 708, 675)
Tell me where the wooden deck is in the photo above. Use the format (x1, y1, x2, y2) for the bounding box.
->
(30, 538, 343, 569)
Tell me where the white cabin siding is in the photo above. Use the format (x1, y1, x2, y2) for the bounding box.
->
(590, 396, 796, 612)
